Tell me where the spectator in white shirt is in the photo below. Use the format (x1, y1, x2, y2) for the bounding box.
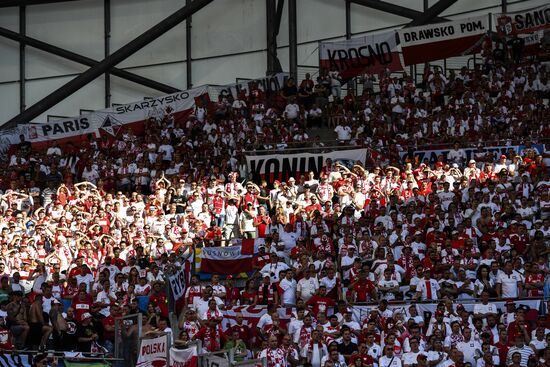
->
(496, 261, 523, 299)
(334, 121, 352, 142)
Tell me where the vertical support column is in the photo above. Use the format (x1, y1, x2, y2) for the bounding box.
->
(266, 0, 276, 74)
(501, 0, 507, 13)
(19, 5, 26, 114)
(288, 0, 297, 80)
(345, 0, 356, 94)
(186, 0, 193, 88)
(345, 0, 351, 40)
(104, 0, 111, 108)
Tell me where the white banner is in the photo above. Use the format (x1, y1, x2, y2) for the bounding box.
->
(210, 73, 289, 100)
(399, 16, 488, 47)
(170, 346, 198, 367)
(0, 353, 32, 367)
(246, 148, 368, 185)
(201, 355, 229, 367)
(137, 334, 169, 367)
(169, 265, 190, 301)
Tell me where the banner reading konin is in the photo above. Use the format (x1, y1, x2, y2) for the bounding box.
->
(246, 148, 368, 185)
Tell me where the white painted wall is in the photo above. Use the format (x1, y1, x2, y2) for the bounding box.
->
(0, 0, 543, 124)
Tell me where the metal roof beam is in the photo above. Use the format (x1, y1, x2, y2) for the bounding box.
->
(350, 0, 449, 23)
(3, 0, 214, 128)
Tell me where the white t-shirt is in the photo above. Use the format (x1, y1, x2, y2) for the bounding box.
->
(279, 278, 297, 305)
(334, 125, 352, 141)
(496, 271, 522, 298)
(297, 277, 319, 301)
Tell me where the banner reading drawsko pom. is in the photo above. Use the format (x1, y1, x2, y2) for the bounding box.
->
(319, 31, 402, 79)
(398, 15, 489, 66)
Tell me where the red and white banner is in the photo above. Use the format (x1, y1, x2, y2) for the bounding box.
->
(137, 334, 169, 367)
(170, 346, 198, 367)
(23, 86, 209, 149)
(319, 31, 402, 79)
(219, 300, 542, 337)
(199, 246, 255, 275)
(353, 299, 542, 323)
(496, 4, 550, 36)
(221, 305, 293, 331)
(398, 15, 488, 65)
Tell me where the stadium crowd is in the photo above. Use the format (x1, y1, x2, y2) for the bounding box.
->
(0, 40, 549, 367)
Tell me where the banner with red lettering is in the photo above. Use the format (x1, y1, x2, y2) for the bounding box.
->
(398, 16, 489, 65)
(319, 31, 402, 79)
(496, 4, 550, 36)
(137, 334, 169, 367)
(169, 346, 198, 367)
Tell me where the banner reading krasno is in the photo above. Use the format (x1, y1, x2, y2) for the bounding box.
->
(319, 32, 402, 79)
(246, 148, 368, 185)
(398, 15, 488, 65)
(496, 4, 550, 36)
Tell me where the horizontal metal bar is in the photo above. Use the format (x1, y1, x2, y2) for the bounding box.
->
(0, 0, 82, 7)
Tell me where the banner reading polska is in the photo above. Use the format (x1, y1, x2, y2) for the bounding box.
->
(398, 15, 488, 65)
(246, 148, 368, 185)
(496, 4, 550, 36)
(137, 334, 169, 367)
(319, 32, 402, 79)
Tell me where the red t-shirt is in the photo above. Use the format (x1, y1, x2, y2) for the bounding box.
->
(71, 298, 93, 321)
(102, 316, 116, 341)
(306, 295, 336, 316)
(149, 292, 169, 318)
(353, 279, 376, 302)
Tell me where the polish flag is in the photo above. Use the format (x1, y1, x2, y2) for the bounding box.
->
(170, 345, 198, 367)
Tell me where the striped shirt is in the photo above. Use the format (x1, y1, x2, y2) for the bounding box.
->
(506, 345, 534, 367)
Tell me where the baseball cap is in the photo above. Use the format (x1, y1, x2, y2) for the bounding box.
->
(81, 312, 92, 321)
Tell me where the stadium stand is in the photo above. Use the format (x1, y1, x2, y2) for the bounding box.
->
(0, 4, 549, 367)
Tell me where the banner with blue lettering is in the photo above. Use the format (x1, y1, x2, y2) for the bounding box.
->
(399, 144, 544, 164)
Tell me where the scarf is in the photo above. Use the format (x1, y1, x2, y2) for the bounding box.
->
(298, 326, 313, 349)
(265, 348, 286, 367)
